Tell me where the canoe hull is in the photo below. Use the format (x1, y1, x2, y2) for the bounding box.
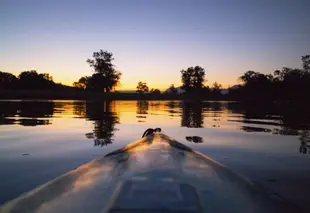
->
(0, 133, 298, 213)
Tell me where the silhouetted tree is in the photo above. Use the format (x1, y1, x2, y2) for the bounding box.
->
(234, 54, 310, 102)
(299, 130, 310, 155)
(239, 70, 273, 101)
(85, 50, 121, 92)
(302, 55, 310, 73)
(181, 66, 205, 94)
(150, 88, 161, 95)
(18, 70, 55, 90)
(273, 67, 308, 101)
(211, 82, 222, 99)
(166, 84, 178, 94)
(240, 71, 271, 85)
(200, 86, 211, 98)
(136, 81, 149, 93)
(212, 82, 222, 91)
(73, 76, 89, 89)
(0, 71, 18, 90)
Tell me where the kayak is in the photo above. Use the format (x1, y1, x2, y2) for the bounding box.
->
(0, 131, 297, 213)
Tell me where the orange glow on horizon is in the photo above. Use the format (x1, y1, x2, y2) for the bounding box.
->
(9, 67, 237, 90)
(57, 79, 235, 91)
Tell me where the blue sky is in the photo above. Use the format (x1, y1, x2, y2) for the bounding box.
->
(1, 0, 309, 89)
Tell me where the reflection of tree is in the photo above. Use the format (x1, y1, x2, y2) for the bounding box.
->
(241, 126, 272, 133)
(72, 101, 86, 117)
(136, 101, 148, 114)
(280, 105, 310, 130)
(227, 103, 310, 155)
(136, 101, 148, 123)
(149, 101, 161, 112)
(166, 101, 180, 117)
(84, 101, 119, 147)
(228, 102, 310, 133)
(185, 136, 203, 143)
(18, 101, 54, 118)
(299, 130, 310, 155)
(0, 101, 54, 126)
(181, 101, 203, 128)
(272, 128, 299, 136)
(0, 101, 18, 125)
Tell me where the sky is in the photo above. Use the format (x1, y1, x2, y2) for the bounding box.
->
(1, 0, 310, 90)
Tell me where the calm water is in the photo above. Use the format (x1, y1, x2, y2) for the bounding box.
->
(0, 100, 310, 210)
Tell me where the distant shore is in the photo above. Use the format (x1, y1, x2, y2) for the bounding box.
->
(0, 90, 188, 100)
(2, 91, 310, 106)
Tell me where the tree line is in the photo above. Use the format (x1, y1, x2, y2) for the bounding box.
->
(0, 70, 72, 91)
(1, 49, 309, 102)
(234, 55, 310, 101)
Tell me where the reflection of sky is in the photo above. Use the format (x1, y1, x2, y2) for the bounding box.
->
(1, 0, 310, 89)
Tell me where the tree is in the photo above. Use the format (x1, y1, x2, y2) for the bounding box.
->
(239, 70, 274, 101)
(181, 66, 205, 93)
(302, 55, 310, 73)
(0, 71, 18, 90)
(212, 82, 222, 91)
(150, 88, 161, 95)
(226, 54, 310, 102)
(73, 76, 89, 89)
(211, 82, 222, 98)
(86, 50, 121, 92)
(167, 84, 178, 94)
(18, 70, 54, 89)
(273, 67, 308, 101)
(136, 81, 149, 93)
(240, 71, 272, 86)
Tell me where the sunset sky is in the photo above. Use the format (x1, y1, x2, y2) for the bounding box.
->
(1, 0, 309, 90)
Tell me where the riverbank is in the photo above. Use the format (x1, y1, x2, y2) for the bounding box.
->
(1, 90, 310, 107)
(0, 90, 182, 100)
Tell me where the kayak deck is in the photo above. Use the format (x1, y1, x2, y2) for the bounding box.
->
(0, 133, 297, 213)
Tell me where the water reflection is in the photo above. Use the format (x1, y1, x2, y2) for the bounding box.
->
(136, 101, 148, 123)
(272, 128, 299, 136)
(185, 136, 204, 143)
(0, 101, 54, 126)
(181, 102, 203, 128)
(136, 101, 148, 114)
(84, 101, 119, 147)
(165, 101, 180, 117)
(299, 131, 310, 155)
(1, 100, 310, 154)
(241, 126, 272, 133)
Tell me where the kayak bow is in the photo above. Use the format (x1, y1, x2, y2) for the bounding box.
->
(0, 132, 297, 213)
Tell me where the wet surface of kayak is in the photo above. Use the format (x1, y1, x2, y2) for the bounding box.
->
(0, 133, 300, 213)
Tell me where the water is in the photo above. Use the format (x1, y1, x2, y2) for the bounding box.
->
(0, 100, 310, 210)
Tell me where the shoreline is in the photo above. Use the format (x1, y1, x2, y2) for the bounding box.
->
(0, 90, 222, 101)
(1, 91, 310, 106)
